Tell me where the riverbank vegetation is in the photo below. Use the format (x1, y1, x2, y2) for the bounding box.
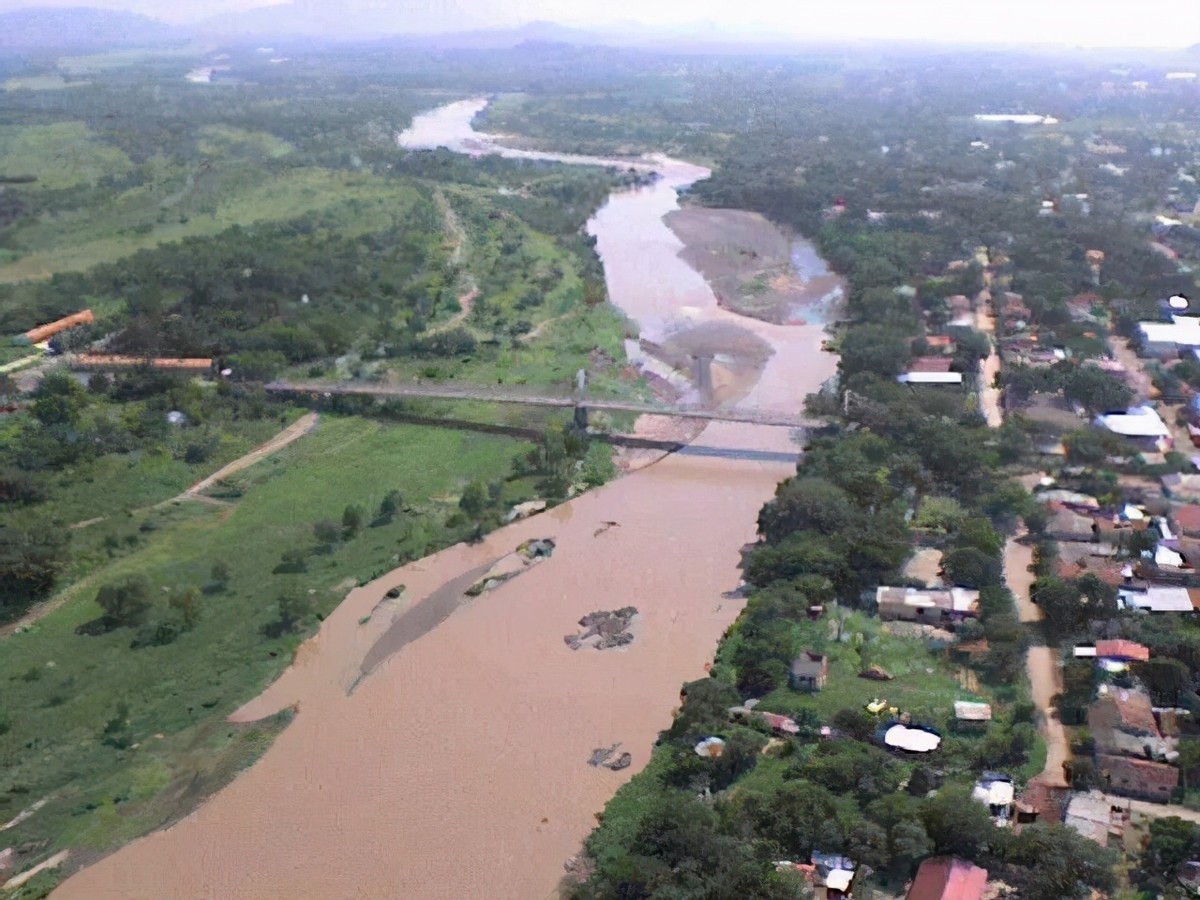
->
(543, 45, 1200, 900)
(0, 48, 646, 889)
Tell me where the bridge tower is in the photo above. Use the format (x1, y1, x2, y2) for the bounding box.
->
(573, 368, 589, 430)
(693, 355, 714, 406)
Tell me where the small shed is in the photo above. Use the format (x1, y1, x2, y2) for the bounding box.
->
(954, 701, 993, 728)
(789, 651, 828, 692)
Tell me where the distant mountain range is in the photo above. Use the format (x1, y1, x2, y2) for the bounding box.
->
(0, 7, 178, 50)
(1, 4, 1198, 56)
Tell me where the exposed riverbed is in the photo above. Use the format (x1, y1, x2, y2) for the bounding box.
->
(55, 98, 841, 900)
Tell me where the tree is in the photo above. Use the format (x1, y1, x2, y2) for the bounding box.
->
(378, 490, 402, 523)
(1004, 823, 1117, 899)
(270, 592, 310, 635)
(0, 523, 68, 618)
(921, 785, 995, 860)
(31, 371, 89, 427)
(313, 519, 341, 546)
(169, 586, 203, 631)
(668, 677, 741, 738)
(759, 477, 860, 543)
(1141, 816, 1200, 886)
(753, 781, 845, 857)
(94, 575, 152, 629)
(206, 561, 230, 594)
(342, 504, 364, 538)
(941, 547, 1003, 589)
(1063, 365, 1133, 415)
(839, 324, 911, 380)
(458, 481, 489, 519)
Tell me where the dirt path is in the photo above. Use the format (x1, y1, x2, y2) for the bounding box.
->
(166, 412, 319, 505)
(3, 415, 320, 641)
(974, 289, 1003, 428)
(1109, 335, 1154, 402)
(429, 189, 479, 334)
(1004, 537, 1071, 786)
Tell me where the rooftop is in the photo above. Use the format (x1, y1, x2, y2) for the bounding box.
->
(1097, 753, 1179, 798)
(876, 587, 980, 613)
(954, 701, 993, 722)
(1094, 406, 1170, 439)
(906, 856, 989, 900)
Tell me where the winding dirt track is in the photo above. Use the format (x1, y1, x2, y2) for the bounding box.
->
(170, 412, 320, 502)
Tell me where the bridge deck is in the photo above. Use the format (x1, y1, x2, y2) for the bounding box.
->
(265, 380, 818, 429)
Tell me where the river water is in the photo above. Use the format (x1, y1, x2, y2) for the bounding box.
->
(55, 99, 839, 900)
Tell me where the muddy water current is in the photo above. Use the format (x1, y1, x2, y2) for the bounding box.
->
(55, 98, 840, 900)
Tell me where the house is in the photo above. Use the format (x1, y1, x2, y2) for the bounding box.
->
(906, 856, 988, 900)
(1065, 791, 1131, 847)
(921, 335, 956, 351)
(897, 371, 964, 385)
(1173, 504, 1200, 536)
(1119, 585, 1198, 613)
(909, 356, 955, 373)
(1045, 502, 1097, 542)
(790, 651, 828, 692)
(954, 701, 993, 727)
(1097, 754, 1179, 802)
(1163, 473, 1200, 503)
(1094, 406, 1173, 453)
(22, 309, 95, 344)
(71, 355, 214, 373)
(972, 772, 1015, 824)
(1014, 777, 1068, 831)
(1089, 685, 1175, 760)
(876, 587, 980, 625)
(1139, 317, 1200, 357)
(947, 295, 973, 327)
(1073, 640, 1151, 671)
(1088, 687, 1160, 738)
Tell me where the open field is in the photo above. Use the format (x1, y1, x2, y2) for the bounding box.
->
(0, 415, 536, 874)
(0, 123, 133, 191)
(0, 167, 425, 283)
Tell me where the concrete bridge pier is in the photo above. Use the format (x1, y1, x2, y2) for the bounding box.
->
(692, 355, 714, 406)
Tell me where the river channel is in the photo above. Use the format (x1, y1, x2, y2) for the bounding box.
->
(55, 99, 840, 900)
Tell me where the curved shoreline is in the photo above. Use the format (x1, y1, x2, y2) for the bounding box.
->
(53, 103, 839, 900)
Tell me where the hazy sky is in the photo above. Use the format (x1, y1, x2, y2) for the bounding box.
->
(3, 0, 1199, 47)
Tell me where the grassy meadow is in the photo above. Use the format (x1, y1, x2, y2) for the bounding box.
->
(0, 415, 537, 865)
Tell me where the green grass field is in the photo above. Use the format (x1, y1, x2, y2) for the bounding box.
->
(0, 168, 424, 283)
(0, 122, 133, 190)
(0, 415, 535, 863)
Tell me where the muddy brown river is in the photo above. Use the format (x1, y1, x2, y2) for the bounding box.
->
(55, 99, 840, 900)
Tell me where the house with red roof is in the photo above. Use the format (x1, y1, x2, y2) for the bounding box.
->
(906, 857, 988, 900)
(1174, 504, 1200, 537)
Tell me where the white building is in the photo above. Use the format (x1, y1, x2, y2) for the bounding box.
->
(1094, 406, 1172, 452)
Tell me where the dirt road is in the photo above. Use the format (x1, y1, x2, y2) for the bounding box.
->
(170, 412, 320, 503)
(974, 290, 1003, 428)
(1004, 538, 1071, 787)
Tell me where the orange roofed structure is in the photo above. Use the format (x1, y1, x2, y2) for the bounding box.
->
(71, 355, 213, 373)
(906, 857, 988, 900)
(23, 310, 94, 343)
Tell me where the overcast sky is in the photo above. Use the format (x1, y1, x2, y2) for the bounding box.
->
(2, 0, 1199, 47)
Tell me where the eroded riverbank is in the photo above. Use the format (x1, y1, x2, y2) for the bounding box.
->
(53, 99, 841, 900)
